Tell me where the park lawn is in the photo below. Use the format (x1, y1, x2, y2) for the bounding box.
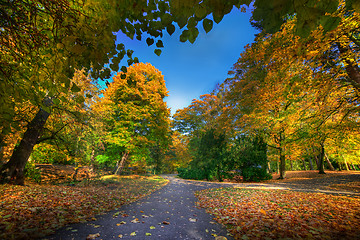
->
(0, 175, 168, 239)
(196, 187, 360, 240)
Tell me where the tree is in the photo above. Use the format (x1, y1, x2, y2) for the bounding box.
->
(99, 63, 170, 174)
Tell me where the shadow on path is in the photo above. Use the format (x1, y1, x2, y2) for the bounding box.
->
(45, 173, 360, 240)
(45, 175, 233, 240)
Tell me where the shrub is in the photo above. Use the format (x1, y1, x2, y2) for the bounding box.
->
(25, 161, 42, 183)
(31, 143, 73, 165)
(177, 167, 207, 180)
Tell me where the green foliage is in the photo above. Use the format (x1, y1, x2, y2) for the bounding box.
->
(95, 155, 114, 169)
(228, 135, 272, 182)
(184, 129, 228, 181)
(177, 167, 207, 180)
(24, 162, 41, 183)
(31, 143, 73, 165)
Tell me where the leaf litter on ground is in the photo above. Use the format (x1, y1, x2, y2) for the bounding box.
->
(0, 175, 168, 239)
(195, 187, 360, 239)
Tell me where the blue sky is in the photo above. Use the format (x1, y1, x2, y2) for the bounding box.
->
(115, 7, 258, 115)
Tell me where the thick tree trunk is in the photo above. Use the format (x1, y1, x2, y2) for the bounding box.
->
(318, 143, 326, 174)
(115, 152, 129, 175)
(0, 106, 50, 185)
(279, 147, 286, 179)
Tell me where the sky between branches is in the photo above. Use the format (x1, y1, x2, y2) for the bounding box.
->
(115, 6, 258, 115)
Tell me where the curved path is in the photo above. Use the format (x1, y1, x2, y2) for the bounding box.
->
(45, 174, 360, 240)
(45, 175, 234, 240)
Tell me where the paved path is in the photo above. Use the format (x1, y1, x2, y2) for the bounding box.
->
(45, 175, 234, 240)
(45, 173, 360, 240)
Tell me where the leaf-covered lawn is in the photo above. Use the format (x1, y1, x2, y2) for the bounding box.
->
(196, 187, 360, 239)
(0, 175, 168, 239)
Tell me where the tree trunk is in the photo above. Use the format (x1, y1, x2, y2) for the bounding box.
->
(302, 159, 307, 170)
(324, 152, 335, 171)
(115, 152, 129, 175)
(0, 106, 51, 185)
(344, 159, 350, 171)
(337, 43, 360, 91)
(290, 160, 293, 171)
(312, 147, 320, 170)
(308, 158, 314, 170)
(352, 163, 356, 171)
(318, 143, 326, 174)
(279, 147, 286, 179)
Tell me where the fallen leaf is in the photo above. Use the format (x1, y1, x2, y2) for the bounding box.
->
(162, 221, 170, 225)
(86, 233, 100, 240)
(131, 218, 140, 223)
(189, 218, 197, 222)
(130, 232, 136, 236)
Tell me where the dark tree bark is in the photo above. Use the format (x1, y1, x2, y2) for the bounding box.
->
(302, 159, 307, 170)
(318, 143, 326, 174)
(337, 43, 360, 91)
(0, 101, 51, 185)
(279, 148, 286, 179)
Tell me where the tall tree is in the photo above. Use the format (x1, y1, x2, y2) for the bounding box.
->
(99, 63, 170, 174)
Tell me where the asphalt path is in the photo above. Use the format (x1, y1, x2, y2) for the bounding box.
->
(45, 173, 360, 240)
(45, 175, 234, 240)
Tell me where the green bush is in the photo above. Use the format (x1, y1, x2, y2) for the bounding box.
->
(242, 167, 272, 182)
(228, 135, 272, 182)
(31, 143, 73, 165)
(25, 161, 42, 183)
(95, 154, 114, 169)
(177, 167, 207, 180)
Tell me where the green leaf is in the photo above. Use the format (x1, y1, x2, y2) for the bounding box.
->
(154, 49, 162, 56)
(76, 95, 85, 104)
(203, 19, 213, 33)
(121, 66, 127, 73)
(71, 44, 85, 54)
(53, 98, 60, 105)
(117, 43, 125, 51)
(127, 49, 134, 58)
(195, 5, 207, 19)
(319, 16, 341, 32)
(156, 40, 164, 48)
(146, 38, 155, 46)
(180, 30, 189, 42)
(187, 17, 197, 28)
(188, 27, 199, 44)
(71, 83, 81, 93)
(167, 24, 176, 36)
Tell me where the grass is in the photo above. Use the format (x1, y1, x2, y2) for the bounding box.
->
(0, 175, 168, 239)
